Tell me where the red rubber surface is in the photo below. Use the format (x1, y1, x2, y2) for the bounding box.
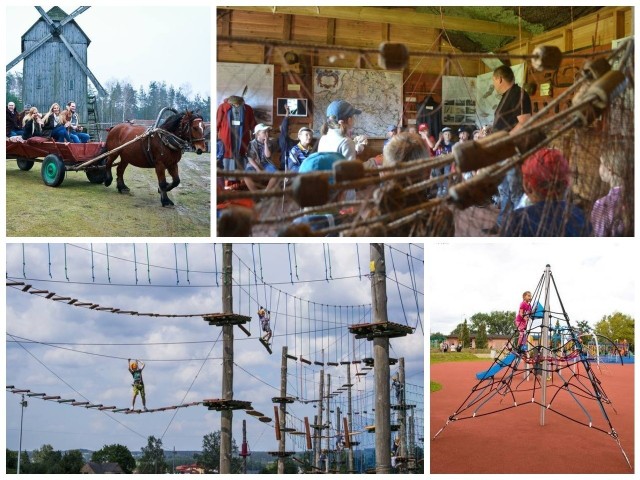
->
(430, 360, 634, 473)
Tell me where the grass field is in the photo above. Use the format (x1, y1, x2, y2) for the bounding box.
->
(6, 152, 211, 237)
(430, 351, 490, 364)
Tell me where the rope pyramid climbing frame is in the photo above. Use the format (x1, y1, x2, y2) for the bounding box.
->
(433, 264, 631, 469)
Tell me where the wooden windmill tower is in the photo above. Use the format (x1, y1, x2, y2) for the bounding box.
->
(6, 6, 107, 137)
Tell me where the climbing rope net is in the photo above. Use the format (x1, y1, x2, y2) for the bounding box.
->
(433, 266, 631, 469)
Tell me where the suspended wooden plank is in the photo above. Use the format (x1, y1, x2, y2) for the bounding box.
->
(202, 313, 251, 326)
(203, 398, 252, 411)
(348, 321, 413, 340)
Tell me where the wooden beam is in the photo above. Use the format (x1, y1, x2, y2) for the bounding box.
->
(224, 6, 530, 38)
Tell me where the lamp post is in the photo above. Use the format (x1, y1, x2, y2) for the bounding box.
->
(17, 394, 28, 474)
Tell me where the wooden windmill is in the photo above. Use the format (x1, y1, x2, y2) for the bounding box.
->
(6, 6, 107, 135)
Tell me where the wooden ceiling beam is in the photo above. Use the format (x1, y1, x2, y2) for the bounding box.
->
(224, 6, 531, 38)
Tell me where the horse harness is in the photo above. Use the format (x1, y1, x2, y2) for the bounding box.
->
(143, 127, 189, 167)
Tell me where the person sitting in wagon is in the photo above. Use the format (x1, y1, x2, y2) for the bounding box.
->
(42, 103, 72, 142)
(21, 107, 46, 140)
(61, 101, 90, 143)
(6, 102, 24, 138)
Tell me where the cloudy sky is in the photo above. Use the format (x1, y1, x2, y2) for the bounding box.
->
(428, 241, 636, 335)
(6, 4, 211, 99)
(6, 243, 424, 454)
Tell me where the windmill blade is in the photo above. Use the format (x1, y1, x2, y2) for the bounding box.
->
(58, 7, 91, 27)
(6, 34, 52, 71)
(58, 34, 107, 96)
(35, 6, 56, 28)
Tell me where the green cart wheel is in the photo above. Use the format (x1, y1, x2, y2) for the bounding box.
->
(41, 154, 66, 187)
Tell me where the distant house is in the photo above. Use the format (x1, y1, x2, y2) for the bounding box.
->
(445, 334, 510, 350)
(176, 463, 205, 474)
(80, 462, 124, 474)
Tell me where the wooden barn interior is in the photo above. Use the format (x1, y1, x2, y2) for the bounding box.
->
(216, 6, 634, 237)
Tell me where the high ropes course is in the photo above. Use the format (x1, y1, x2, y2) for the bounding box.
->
(433, 264, 631, 470)
(7, 243, 424, 472)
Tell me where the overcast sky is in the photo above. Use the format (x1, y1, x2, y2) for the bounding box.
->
(428, 241, 636, 335)
(6, 4, 211, 99)
(6, 243, 424, 454)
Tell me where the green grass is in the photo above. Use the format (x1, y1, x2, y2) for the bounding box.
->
(430, 381, 442, 393)
(6, 153, 211, 237)
(430, 352, 490, 363)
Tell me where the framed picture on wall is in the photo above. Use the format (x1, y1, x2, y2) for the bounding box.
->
(276, 98, 308, 117)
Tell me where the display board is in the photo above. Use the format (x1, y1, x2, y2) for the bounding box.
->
(312, 67, 402, 138)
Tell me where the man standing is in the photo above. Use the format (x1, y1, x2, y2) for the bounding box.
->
(6, 102, 23, 137)
(484, 65, 532, 234)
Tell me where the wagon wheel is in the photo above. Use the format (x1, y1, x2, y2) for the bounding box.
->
(41, 154, 66, 187)
(85, 160, 106, 184)
(16, 158, 35, 171)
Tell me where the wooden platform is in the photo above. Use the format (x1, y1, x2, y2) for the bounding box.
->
(272, 396, 295, 403)
(349, 322, 414, 340)
(260, 337, 273, 354)
(391, 404, 416, 411)
(202, 313, 251, 327)
(267, 451, 295, 457)
(203, 398, 252, 411)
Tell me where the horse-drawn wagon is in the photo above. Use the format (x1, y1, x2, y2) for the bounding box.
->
(6, 108, 207, 206)
(7, 137, 107, 187)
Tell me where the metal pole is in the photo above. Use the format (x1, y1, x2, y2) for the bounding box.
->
(277, 346, 288, 474)
(17, 394, 27, 474)
(540, 264, 551, 426)
(220, 244, 234, 474)
(371, 243, 391, 474)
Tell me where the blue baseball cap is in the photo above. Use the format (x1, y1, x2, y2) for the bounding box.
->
(326, 100, 362, 121)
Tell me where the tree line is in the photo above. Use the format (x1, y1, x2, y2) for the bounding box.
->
(6, 72, 210, 123)
(431, 311, 634, 350)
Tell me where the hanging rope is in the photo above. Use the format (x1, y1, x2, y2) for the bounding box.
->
(47, 244, 52, 278)
(184, 243, 190, 285)
(388, 247, 409, 326)
(146, 244, 151, 284)
(90, 244, 95, 282)
(64, 244, 69, 281)
(213, 244, 219, 287)
(327, 244, 333, 279)
(356, 244, 361, 280)
(106, 244, 111, 283)
(288, 244, 294, 284)
(323, 246, 329, 282)
(293, 244, 299, 280)
(173, 244, 179, 285)
(22, 244, 26, 278)
(133, 244, 138, 285)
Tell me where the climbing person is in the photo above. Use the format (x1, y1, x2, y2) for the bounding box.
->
(391, 375, 404, 404)
(128, 358, 148, 411)
(515, 291, 532, 352)
(260, 308, 273, 343)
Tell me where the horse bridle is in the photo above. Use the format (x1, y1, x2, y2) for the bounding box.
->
(180, 114, 206, 145)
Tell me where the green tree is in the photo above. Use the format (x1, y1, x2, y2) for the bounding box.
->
(92, 444, 136, 473)
(475, 322, 488, 349)
(6, 449, 18, 472)
(31, 444, 62, 473)
(594, 312, 634, 346)
(470, 311, 516, 335)
(195, 431, 242, 473)
(138, 436, 168, 474)
(460, 319, 470, 348)
(60, 450, 84, 474)
(261, 458, 297, 474)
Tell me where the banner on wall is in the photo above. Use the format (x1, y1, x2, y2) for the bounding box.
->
(441, 76, 477, 127)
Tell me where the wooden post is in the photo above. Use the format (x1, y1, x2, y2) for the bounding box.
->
(305, 416, 312, 450)
(278, 346, 288, 474)
(398, 357, 407, 459)
(346, 361, 354, 472)
(315, 370, 324, 470)
(336, 406, 341, 471)
(540, 264, 551, 426)
(371, 243, 391, 474)
(220, 244, 234, 474)
(325, 373, 331, 473)
(408, 413, 415, 470)
(242, 419, 247, 474)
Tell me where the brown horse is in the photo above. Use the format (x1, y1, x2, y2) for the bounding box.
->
(103, 109, 206, 206)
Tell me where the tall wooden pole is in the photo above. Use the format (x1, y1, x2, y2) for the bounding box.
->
(371, 243, 391, 474)
(220, 244, 234, 474)
(540, 264, 551, 426)
(315, 370, 324, 470)
(398, 357, 407, 458)
(242, 420, 247, 474)
(336, 406, 342, 472)
(346, 362, 354, 473)
(325, 373, 331, 473)
(278, 346, 288, 474)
